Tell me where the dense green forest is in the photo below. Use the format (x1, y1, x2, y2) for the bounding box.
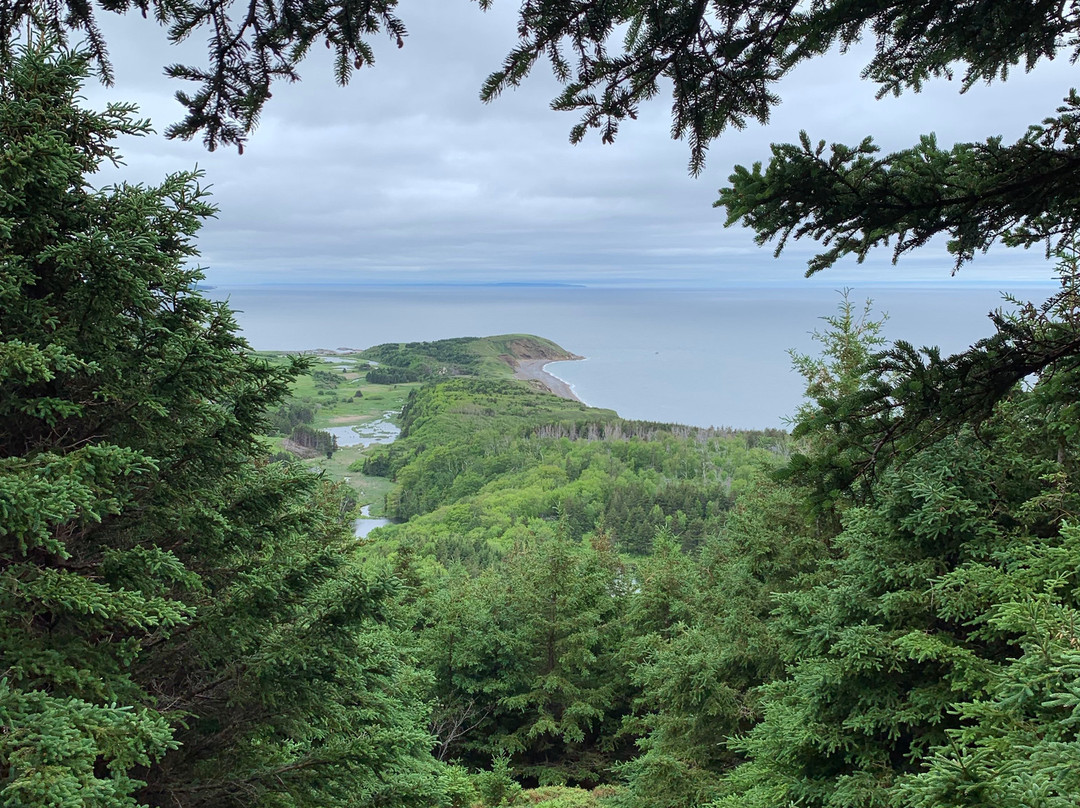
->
(5, 14, 1080, 808)
(349, 281, 1080, 808)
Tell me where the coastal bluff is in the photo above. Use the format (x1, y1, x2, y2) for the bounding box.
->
(496, 336, 584, 401)
(351, 334, 583, 400)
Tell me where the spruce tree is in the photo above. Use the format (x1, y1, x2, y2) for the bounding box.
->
(495, 523, 629, 784)
(414, 521, 630, 786)
(617, 480, 821, 808)
(712, 265, 1080, 808)
(0, 41, 443, 807)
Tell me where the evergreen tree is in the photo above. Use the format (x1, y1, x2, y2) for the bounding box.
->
(712, 265, 1080, 808)
(617, 480, 821, 808)
(0, 42, 443, 807)
(898, 269, 1080, 808)
(495, 523, 629, 784)
(414, 522, 631, 786)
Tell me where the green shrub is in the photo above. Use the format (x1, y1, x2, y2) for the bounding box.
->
(522, 786, 604, 807)
(440, 764, 478, 808)
(474, 754, 522, 807)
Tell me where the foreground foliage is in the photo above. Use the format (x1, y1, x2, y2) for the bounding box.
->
(4, 23, 1080, 808)
(0, 45, 442, 807)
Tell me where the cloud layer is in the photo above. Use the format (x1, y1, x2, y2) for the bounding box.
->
(84, 3, 1076, 287)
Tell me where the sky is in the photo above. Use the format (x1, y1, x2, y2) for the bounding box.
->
(81, 3, 1076, 289)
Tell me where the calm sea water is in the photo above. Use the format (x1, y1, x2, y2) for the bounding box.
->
(210, 284, 1045, 430)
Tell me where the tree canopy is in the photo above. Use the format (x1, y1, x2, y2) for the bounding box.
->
(5, 6, 1080, 808)
(0, 42, 444, 807)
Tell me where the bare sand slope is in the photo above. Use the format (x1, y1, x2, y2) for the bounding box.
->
(512, 359, 581, 402)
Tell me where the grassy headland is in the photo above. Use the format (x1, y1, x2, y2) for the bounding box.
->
(259, 334, 588, 511)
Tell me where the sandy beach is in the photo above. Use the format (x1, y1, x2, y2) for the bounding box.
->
(513, 359, 582, 402)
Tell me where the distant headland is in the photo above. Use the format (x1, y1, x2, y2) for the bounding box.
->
(296, 334, 584, 400)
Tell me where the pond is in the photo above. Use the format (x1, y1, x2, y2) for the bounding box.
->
(326, 413, 401, 448)
(353, 504, 392, 538)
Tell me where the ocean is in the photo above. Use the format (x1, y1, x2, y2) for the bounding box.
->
(210, 284, 1046, 430)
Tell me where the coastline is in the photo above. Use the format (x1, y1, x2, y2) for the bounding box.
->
(513, 358, 583, 402)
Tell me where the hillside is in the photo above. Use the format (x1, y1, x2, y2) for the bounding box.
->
(257, 335, 586, 511)
(360, 334, 581, 383)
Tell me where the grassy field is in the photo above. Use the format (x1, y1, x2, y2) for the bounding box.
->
(256, 350, 422, 511)
(258, 334, 579, 513)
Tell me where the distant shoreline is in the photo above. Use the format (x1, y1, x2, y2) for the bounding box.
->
(512, 358, 583, 402)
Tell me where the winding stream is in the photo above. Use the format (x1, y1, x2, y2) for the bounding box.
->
(336, 412, 400, 538)
(353, 504, 391, 538)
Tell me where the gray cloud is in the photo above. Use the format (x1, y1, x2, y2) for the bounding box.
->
(82, 4, 1077, 287)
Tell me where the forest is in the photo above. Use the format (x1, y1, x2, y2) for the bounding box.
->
(5, 2, 1080, 807)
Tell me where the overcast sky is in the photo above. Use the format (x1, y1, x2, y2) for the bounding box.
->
(82, 3, 1076, 288)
